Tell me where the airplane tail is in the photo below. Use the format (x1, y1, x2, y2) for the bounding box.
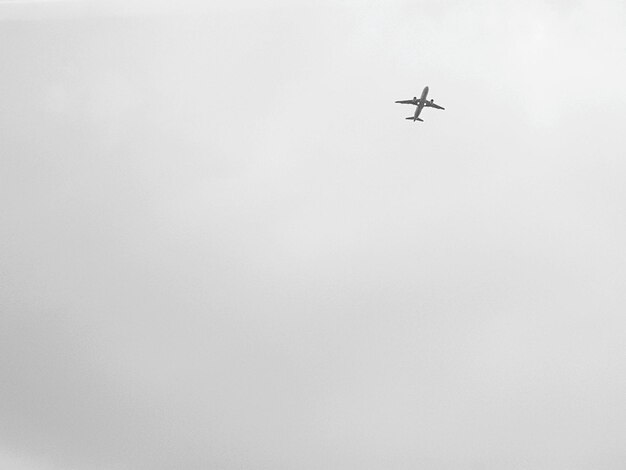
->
(405, 117, 424, 122)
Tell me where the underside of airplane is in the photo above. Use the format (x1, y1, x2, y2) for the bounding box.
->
(395, 86, 445, 122)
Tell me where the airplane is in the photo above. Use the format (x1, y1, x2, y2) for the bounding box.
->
(395, 86, 445, 122)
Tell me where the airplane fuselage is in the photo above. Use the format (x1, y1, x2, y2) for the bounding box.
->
(414, 86, 429, 119)
(420, 86, 429, 102)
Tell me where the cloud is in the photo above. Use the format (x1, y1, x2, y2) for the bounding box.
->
(2, 2, 626, 469)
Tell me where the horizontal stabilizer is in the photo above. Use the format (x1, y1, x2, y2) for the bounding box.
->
(405, 117, 424, 121)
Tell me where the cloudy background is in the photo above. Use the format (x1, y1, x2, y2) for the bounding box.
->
(2, 0, 626, 468)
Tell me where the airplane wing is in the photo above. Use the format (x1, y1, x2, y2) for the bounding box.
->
(395, 99, 416, 104)
(425, 101, 445, 110)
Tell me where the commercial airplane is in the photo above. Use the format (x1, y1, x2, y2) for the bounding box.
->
(395, 86, 445, 122)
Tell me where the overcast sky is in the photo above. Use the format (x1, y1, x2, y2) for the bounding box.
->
(2, 1, 626, 469)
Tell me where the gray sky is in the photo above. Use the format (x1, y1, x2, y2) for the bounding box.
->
(2, 1, 626, 469)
